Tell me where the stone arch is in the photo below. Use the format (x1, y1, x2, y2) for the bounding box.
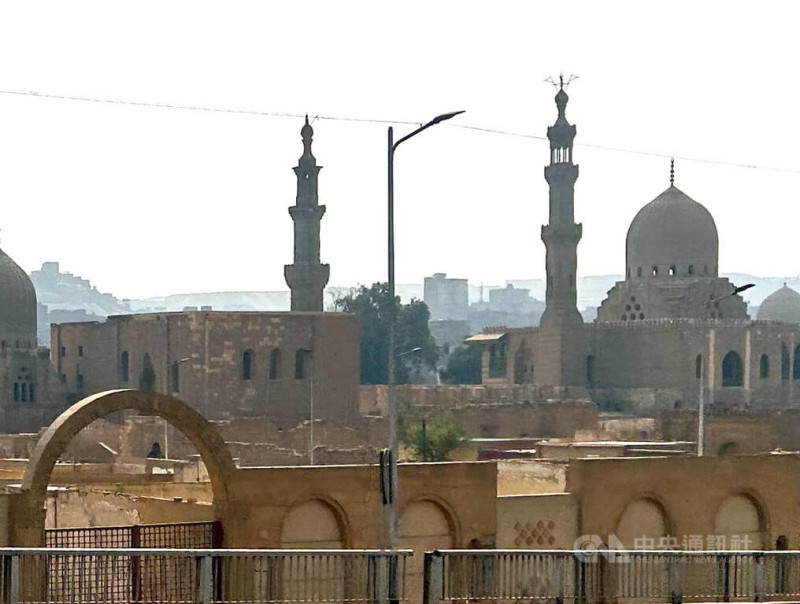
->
(19, 389, 236, 546)
(400, 496, 459, 604)
(722, 351, 743, 387)
(714, 492, 767, 549)
(615, 496, 670, 549)
(280, 496, 350, 548)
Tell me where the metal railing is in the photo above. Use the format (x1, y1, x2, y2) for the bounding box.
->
(0, 547, 411, 604)
(423, 550, 800, 604)
(46, 520, 223, 549)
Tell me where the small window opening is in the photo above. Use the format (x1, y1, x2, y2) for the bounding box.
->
(242, 350, 253, 381)
(295, 349, 312, 379)
(78, 346, 84, 357)
(269, 348, 282, 380)
(652, 266, 658, 277)
(760, 354, 770, 378)
(669, 265, 676, 276)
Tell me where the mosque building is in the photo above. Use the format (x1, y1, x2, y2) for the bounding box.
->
(0, 247, 65, 432)
(469, 85, 800, 415)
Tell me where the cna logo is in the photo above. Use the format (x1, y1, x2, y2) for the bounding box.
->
(573, 535, 629, 563)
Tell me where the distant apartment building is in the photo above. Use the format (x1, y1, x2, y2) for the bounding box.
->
(424, 274, 469, 321)
(424, 274, 470, 349)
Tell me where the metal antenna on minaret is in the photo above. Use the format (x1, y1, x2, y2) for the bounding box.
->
(670, 157, 675, 186)
(545, 73, 579, 89)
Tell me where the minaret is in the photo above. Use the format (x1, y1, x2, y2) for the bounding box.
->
(284, 116, 330, 311)
(537, 82, 586, 388)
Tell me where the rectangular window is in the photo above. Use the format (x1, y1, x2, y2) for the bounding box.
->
(78, 346, 84, 357)
(77, 374, 84, 392)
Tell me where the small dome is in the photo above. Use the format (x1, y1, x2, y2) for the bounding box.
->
(0, 247, 37, 346)
(626, 185, 718, 278)
(758, 284, 800, 322)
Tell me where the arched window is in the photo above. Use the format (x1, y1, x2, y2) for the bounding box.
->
(715, 494, 764, 549)
(651, 266, 658, 277)
(636, 267, 642, 278)
(513, 342, 531, 384)
(616, 498, 668, 550)
(295, 349, 312, 379)
(669, 265, 676, 276)
(139, 353, 156, 392)
(29, 384, 34, 402)
(688, 265, 695, 276)
(242, 349, 253, 381)
(722, 351, 743, 387)
(120, 351, 130, 382)
(13, 383, 19, 402)
(793, 344, 800, 380)
(586, 355, 596, 387)
(170, 361, 180, 393)
(760, 354, 770, 379)
(269, 348, 282, 380)
(782, 344, 791, 380)
(695, 354, 703, 379)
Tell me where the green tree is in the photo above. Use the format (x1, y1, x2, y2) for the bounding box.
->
(406, 417, 464, 461)
(440, 343, 482, 384)
(334, 283, 439, 384)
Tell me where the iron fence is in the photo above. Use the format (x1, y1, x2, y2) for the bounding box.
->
(45, 520, 223, 549)
(423, 550, 800, 604)
(0, 547, 410, 604)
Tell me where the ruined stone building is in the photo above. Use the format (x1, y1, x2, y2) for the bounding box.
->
(469, 85, 800, 416)
(47, 119, 361, 429)
(0, 247, 66, 432)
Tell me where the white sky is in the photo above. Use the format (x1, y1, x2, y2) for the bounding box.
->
(0, 1, 798, 299)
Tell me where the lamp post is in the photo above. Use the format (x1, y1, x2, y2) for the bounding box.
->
(386, 110, 464, 557)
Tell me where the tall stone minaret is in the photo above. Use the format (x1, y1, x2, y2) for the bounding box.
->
(536, 83, 586, 388)
(284, 116, 330, 311)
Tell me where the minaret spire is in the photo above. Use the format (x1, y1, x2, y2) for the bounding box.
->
(284, 117, 330, 311)
(670, 157, 675, 186)
(536, 83, 586, 388)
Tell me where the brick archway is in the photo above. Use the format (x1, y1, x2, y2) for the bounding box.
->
(18, 389, 236, 546)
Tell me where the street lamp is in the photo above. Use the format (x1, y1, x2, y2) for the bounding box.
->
(386, 110, 464, 556)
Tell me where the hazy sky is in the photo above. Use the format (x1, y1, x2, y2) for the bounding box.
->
(0, 1, 798, 299)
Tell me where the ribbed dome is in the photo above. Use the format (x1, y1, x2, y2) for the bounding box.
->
(0, 247, 37, 347)
(626, 185, 718, 279)
(758, 284, 800, 323)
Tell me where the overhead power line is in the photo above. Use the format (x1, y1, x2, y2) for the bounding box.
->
(0, 87, 798, 175)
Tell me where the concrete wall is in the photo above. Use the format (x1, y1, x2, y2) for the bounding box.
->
(497, 493, 578, 548)
(497, 460, 567, 495)
(565, 454, 800, 549)
(46, 488, 213, 528)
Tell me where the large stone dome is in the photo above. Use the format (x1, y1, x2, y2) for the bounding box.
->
(626, 185, 719, 280)
(758, 284, 800, 323)
(0, 247, 37, 348)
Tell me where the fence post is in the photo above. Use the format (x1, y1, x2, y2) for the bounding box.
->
(574, 554, 587, 604)
(669, 555, 682, 604)
(423, 552, 443, 604)
(754, 553, 765, 602)
(370, 553, 388, 604)
(131, 524, 141, 602)
(198, 555, 213, 604)
(2, 554, 19, 604)
(718, 554, 731, 603)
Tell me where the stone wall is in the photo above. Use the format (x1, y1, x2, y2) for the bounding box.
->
(52, 311, 361, 427)
(46, 488, 213, 528)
